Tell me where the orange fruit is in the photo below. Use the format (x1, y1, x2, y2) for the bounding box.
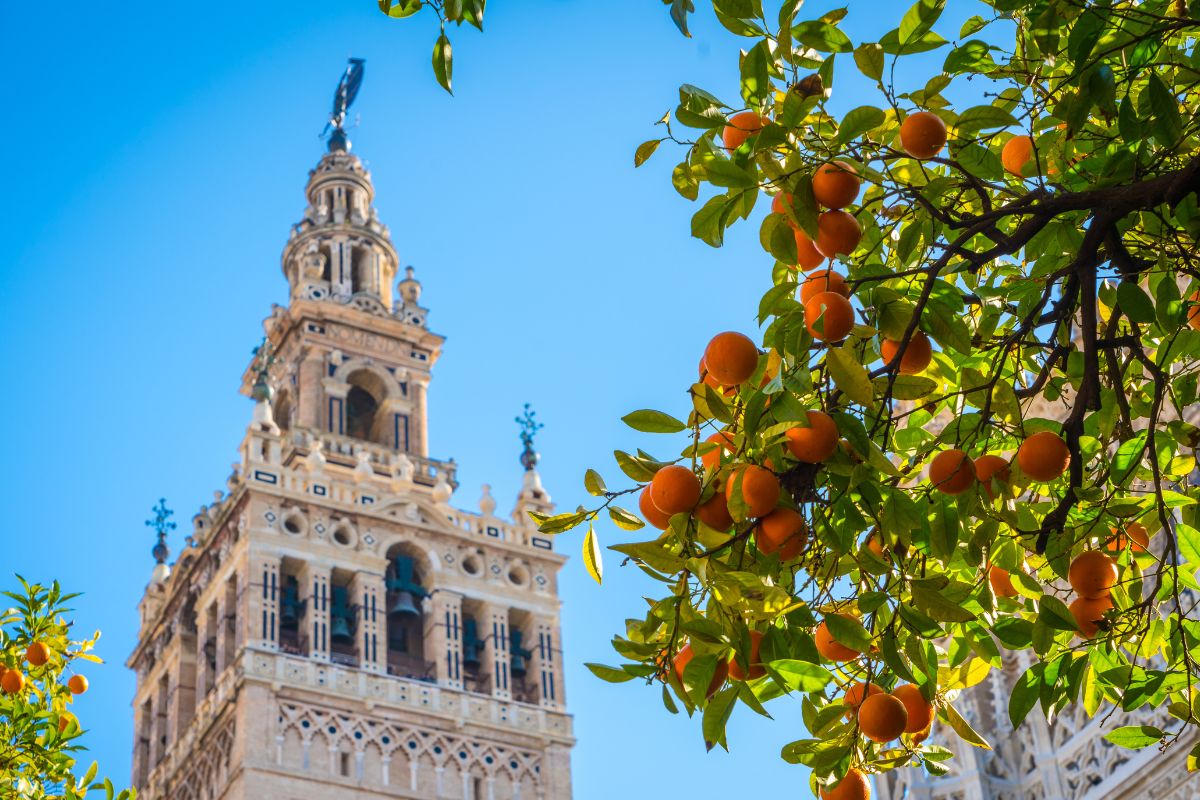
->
(785, 410, 839, 463)
(1105, 522, 1150, 554)
(864, 531, 885, 557)
(772, 192, 795, 218)
(1069, 551, 1118, 599)
(704, 332, 759, 387)
(800, 270, 850, 304)
(701, 431, 736, 471)
(725, 465, 781, 517)
(650, 465, 701, 515)
(1002, 135, 1037, 177)
(672, 644, 728, 698)
(842, 681, 883, 719)
(1070, 594, 1114, 638)
(814, 616, 861, 662)
(858, 692, 908, 742)
(891, 684, 934, 734)
(1, 669, 25, 695)
(58, 712, 76, 734)
(974, 454, 1011, 500)
(756, 507, 808, 560)
(639, 486, 672, 530)
(695, 489, 734, 531)
(812, 161, 860, 209)
(989, 565, 1018, 598)
(728, 631, 766, 681)
(814, 210, 862, 257)
(1187, 290, 1200, 331)
(722, 112, 768, 150)
(25, 642, 49, 667)
(899, 111, 947, 160)
(793, 228, 827, 271)
(804, 291, 855, 342)
(928, 449, 976, 495)
(880, 331, 932, 374)
(68, 674, 89, 695)
(1017, 430, 1070, 481)
(820, 769, 871, 800)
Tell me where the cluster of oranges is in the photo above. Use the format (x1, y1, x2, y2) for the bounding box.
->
(1, 641, 88, 733)
(927, 429, 1070, 499)
(1067, 550, 1120, 638)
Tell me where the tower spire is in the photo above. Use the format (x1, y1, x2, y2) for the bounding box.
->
(516, 403, 543, 471)
(324, 58, 365, 153)
(145, 498, 177, 584)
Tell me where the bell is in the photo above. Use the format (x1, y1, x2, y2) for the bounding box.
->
(330, 586, 355, 645)
(389, 591, 420, 619)
(510, 629, 532, 679)
(462, 618, 483, 670)
(330, 614, 353, 645)
(511, 650, 528, 678)
(280, 579, 301, 627)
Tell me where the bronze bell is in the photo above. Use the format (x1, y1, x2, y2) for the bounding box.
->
(388, 590, 420, 619)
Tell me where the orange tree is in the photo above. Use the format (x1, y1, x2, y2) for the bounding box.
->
(1, 577, 133, 799)
(379, 0, 1200, 794)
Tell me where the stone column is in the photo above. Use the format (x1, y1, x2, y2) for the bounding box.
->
(297, 350, 325, 430)
(425, 591, 463, 689)
(352, 571, 386, 673)
(412, 378, 430, 457)
(531, 616, 564, 709)
(480, 603, 510, 700)
(250, 555, 281, 649)
(322, 379, 350, 436)
(379, 398, 411, 452)
(304, 563, 332, 661)
(330, 235, 350, 296)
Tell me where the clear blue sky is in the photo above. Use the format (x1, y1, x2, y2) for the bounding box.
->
(1, 1, 986, 796)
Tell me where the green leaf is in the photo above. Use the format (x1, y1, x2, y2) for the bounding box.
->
(1117, 282, 1156, 324)
(692, 194, 733, 247)
(608, 505, 645, 532)
(911, 586, 976, 622)
(955, 105, 1017, 132)
(825, 613, 872, 652)
(740, 40, 772, 106)
(583, 524, 603, 584)
(585, 662, 637, 683)
(1104, 725, 1163, 749)
(634, 139, 661, 167)
(899, 0, 944, 45)
(1008, 666, 1041, 727)
(769, 659, 834, 692)
(853, 44, 884, 81)
(702, 687, 738, 750)
(622, 409, 687, 434)
(673, 162, 700, 201)
(584, 469, 607, 496)
(431, 32, 453, 94)
(943, 39, 996, 73)
(837, 106, 886, 144)
(793, 20, 853, 53)
(1038, 596, 1077, 632)
(826, 347, 874, 406)
(873, 375, 938, 400)
(1147, 73, 1183, 146)
(379, 0, 423, 18)
(941, 702, 992, 749)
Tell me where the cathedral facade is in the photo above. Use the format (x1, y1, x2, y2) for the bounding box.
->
(126, 110, 574, 800)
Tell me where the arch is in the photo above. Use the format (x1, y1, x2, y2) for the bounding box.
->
(383, 541, 434, 679)
(340, 366, 396, 445)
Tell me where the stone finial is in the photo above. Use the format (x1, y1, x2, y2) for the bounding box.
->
(305, 438, 327, 473)
(397, 266, 421, 304)
(353, 448, 375, 482)
(479, 484, 497, 516)
(431, 471, 454, 504)
(392, 453, 415, 487)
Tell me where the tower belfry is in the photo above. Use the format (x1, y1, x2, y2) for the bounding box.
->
(127, 61, 574, 800)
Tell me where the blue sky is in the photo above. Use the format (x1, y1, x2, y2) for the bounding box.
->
(1, 1, 989, 796)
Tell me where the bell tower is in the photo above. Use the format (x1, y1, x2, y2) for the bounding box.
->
(126, 61, 574, 800)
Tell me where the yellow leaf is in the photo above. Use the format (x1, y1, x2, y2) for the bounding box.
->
(583, 525, 603, 585)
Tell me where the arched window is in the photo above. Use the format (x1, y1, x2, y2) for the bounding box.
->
(344, 369, 389, 444)
(384, 543, 431, 681)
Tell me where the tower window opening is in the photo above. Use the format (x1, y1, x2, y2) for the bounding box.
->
(339, 750, 351, 777)
(350, 246, 369, 295)
(345, 385, 379, 441)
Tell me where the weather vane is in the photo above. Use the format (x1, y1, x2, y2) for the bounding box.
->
(146, 498, 177, 565)
(324, 58, 365, 150)
(251, 337, 276, 402)
(516, 404, 544, 471)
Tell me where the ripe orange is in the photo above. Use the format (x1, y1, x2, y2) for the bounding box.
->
(1188, 290, 1200, 331)
(814, 616, 861, 662)
(842, 681, 882, 719)
(814, 210, 862, 257)
(820, 769, 871, 800)
(794, 228, 827, 271)
(812, 161, 861, 209)
(1002, 135, 1037, 178)
(1105, 522, 1150, 554)
(725, 465, 781, 517)
(785, 410, 839, 463)
(722, 111, 768, 150)
(756, 507, 808, 560)
(701, 431, 736, 471)
(728, 631, 766, 681)
(695, 489, 734, 531)
(899, 111, 947, 160)
(891, 684, 934, 733)
(804, 291, 855, 342)
(68, 674, 89, 695)
(650, 465, 701, 515)
(928, 449, 976, 495)
(974, 454, 1012, 500)
(58, 712, 76, 734)
(1070, 594, 1114, 638)
(880, 331, 932, 374)
(25, 642, 50, 667)
(1017, 430, 1070, 481)
(772, 192, 796, 218)
(1068, 551, 1118, 599)
(704, 331, 759, 387)
(800, 270, 850, 304)
(864, 531, 885, 557)
(2, 669, 26, 695)
(672, 644, 728, 698)
(989, 565, 1018, 598)
(858, 692, 908, 742)
(639, 486, 672, 530)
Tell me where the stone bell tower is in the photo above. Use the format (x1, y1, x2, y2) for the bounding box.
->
(126, 61, 574, 800)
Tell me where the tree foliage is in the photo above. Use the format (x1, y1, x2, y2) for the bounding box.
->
(0, 577, 133, 800)
(382, 0, 1200, 791)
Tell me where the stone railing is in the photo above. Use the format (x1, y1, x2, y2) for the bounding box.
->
(242, 647, 572, 741)
(285, 427, 458, 488)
